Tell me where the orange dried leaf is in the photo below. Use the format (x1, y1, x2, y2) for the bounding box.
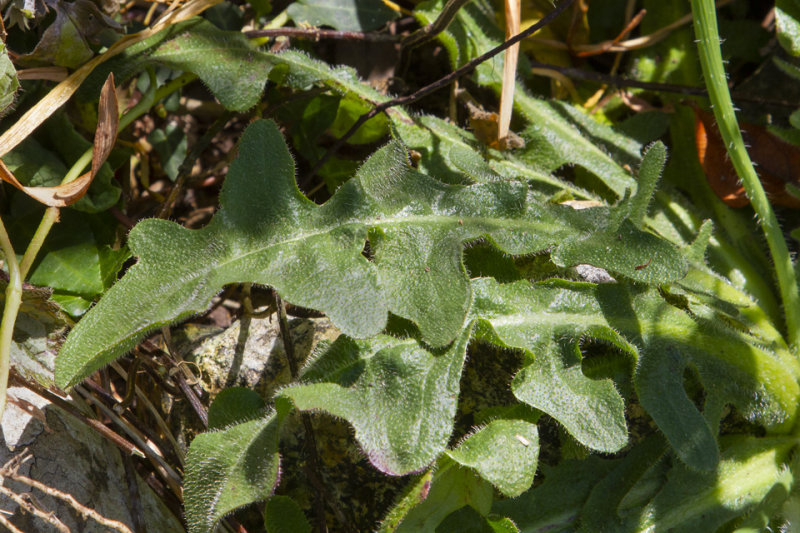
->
(0, 74, 118, 207)
(694, 107, 800, 209)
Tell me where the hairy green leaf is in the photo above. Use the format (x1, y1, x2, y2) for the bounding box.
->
(492, 456, 620, 532)
(57, 119, 686, 388)
(777, 0, 800, 56)
(434, 507, 521, 533)
(264, 495, 311, 533)
(447, 418, 539, 497)
(630, 142, 666, 228)
(287, 0, 397, 31)
(207, 387, 267, 430)
(578, 435, 667, 530)
(377, 470, 434, 532)
(515, 93, 636, 198)
(184, 400, 289, 533)
(472, 277, 800, 461)
(149, 22, 272, 111)
(635, 346, 718, 471)
(395, 456, 493, 532)
(472, 278, 630, 453)
(282, 328, 470, 475)
(0, 43, 19, 117)
(626, 436, 795, 531)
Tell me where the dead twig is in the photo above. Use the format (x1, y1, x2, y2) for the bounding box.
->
(0, 457, 134, 533)
(0, 485, 70, 533)
(73, 385, 184, 499)
(0, 513, 25, 533)
(244, 27, 397, 42)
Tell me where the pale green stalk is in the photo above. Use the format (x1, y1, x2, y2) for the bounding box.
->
(691, 0, 800, 349)
(248, 8, 290, 46)
(0, 215, 21, 417)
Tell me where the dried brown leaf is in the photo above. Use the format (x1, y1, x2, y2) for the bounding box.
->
(0, 74, 118, 207)
(694, 107, 800, 209)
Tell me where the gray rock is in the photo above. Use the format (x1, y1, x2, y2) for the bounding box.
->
(0, 387, 183, 532)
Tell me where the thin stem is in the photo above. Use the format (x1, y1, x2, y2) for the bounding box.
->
(0, 215, 20, 417)
(18, 207, 59, 280)
(691, 0, 800, 348)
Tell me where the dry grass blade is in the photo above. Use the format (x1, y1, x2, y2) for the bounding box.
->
(498, 0, 521, 146)
(0, 0, 221, 159)
(0, 74, 119, 207)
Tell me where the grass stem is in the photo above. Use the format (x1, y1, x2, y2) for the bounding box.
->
(691, 0, 800, 349)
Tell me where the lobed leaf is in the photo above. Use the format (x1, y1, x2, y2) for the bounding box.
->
(472, 278, 630, 453)
(281, 329, 471, 475)
(471, 277, 800, 465)
(57, 119, 687, 388)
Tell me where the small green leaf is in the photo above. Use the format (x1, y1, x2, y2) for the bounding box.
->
(184, 401, 289, 533)
(0, 44, 19, 117)
(282, 328, 471, 475)
(447, 418, 539, 498)
(264, 495, 311, 533)
(328, 97, 389, 144)
(148, 123, 188, 181)
(486, 516, 520, 533)
(396, 457, 493, 533)
(635, 346, 718, 471)
(148, 21, 272, 111)
(630, 141, 667, 229)
(287, 0, 397, 31)
(777, 0, 800, 56)
(492, 456, 619, 532)
(207, 387, 267, 430)
(50, 294, 93, 317)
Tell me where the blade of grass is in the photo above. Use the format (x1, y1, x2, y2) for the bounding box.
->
(691, 0, 800, 349)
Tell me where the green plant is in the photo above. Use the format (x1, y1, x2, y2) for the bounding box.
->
(2, 0, 800, 531)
